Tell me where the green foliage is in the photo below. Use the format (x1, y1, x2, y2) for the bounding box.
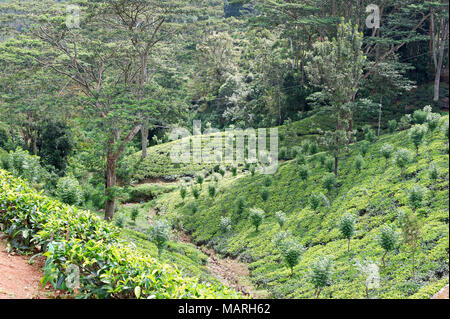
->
(127, 183, 176, 203)
(154, 117, 449, 299)
(409, 125, 427, 155)
(275, 211, 287, 229)
(130, 207, 139, 222)
(305, 20, 365, 176)
(310, 192, 322, 212)
(360, 141, 370, 157)
(301, 142, 310, 154)
(190, 202, 199, 215)
(236, 196, 246, 216)
(408, 185, 426, 212)
(180, 187, 187, 200)
(249, 208, 264, 232)
(380, 143, 395, 167)
(278, 238, 305, 276)
(279, 147, 288, 160)
(444, 121, 449, 140)
(260, 188, 270, 202)
(296, 153, 306, 166)
(318, 153, 327, 166)
(263, 176, 272, 187)
(56, 175, 82, 205)
(6, 147, 48, 185)
(309, 257, 333, 299)
(290, 147, 299, 159)
(354, 155, 364, 172)
(401, 213, 422, 279)
(197, 175, 204, 186)
(399, 114, 413, 130)
(192, 187, 200, 200)
(365, 129, 377, 143)
(413, 110, 428, 124)
(324, 157, 335, 173)
(322, 173, 336, 194)
(0, 148, 8, 169)
(427, 113, 441, 134)
(250, 165, 256, 176)
(388, 120, 398, 133)
(428, 163, 439, 182)
(148, 219, 172, 256)
(378, 225, 398, 266)
(0, 126, 10, 150)
(208, 185, 216, 198)
(219, 216, 232, 233)
(298, 164, 310, 181)
(309, 142, 319, 155)
(115, 215, 125, 228)
(0, 170, 240, 298)
(339, 213, 356, 252)
(231, 166, 238, 177)
(395, 148, 413, 177)
(37, 120, 74, 173)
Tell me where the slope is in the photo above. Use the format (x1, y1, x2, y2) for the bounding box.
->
(153, 115, 449, 299)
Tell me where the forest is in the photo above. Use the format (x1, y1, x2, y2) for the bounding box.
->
(0, 0, 449, 300)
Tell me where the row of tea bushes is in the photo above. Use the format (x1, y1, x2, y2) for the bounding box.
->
(0, 169, 241, 299)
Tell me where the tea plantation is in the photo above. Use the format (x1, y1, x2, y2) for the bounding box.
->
(151, 115, 449, 299)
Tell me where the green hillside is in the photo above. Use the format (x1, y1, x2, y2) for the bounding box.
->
(148, 116, 449, 299)
(130, 113, 335, 182)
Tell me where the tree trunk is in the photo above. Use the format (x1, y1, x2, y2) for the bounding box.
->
(349, 112, 354, 144)
(382, 251, 387, 267)
(316, 288, 322, 299)
(377, 96, 383, 137)
(9, 125, 15, 145)
(334, 156, 339, 177)
(104, 124, 142, 220)
(141, 124, 149, 159)
(105, 152, 117, 221)
(434, 20, 449, 102)
(31, 135, 38, 155)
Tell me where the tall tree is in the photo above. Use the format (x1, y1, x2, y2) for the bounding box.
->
(106, 0, 183, 159)
(305, 20, 366, 176)
(33, 1, 159, 220)
(428, 1, 449, 101)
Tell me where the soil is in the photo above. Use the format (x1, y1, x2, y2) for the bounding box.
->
(432, 284, 449, 299)
(176, 231, 267, 298)
(0, 236, 51, 299)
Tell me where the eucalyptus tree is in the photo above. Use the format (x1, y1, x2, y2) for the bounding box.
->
(428, 1, 449, 101)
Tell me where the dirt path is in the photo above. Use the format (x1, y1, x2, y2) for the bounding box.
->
(0, 237, 50, 299)
(432, 284, 449, 299)
(177, 232, 267, 298)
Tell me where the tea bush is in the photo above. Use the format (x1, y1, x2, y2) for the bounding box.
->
(56, 175, 82, 205)
(150, 115, 449, 299)
(0, 169, 241, 299)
